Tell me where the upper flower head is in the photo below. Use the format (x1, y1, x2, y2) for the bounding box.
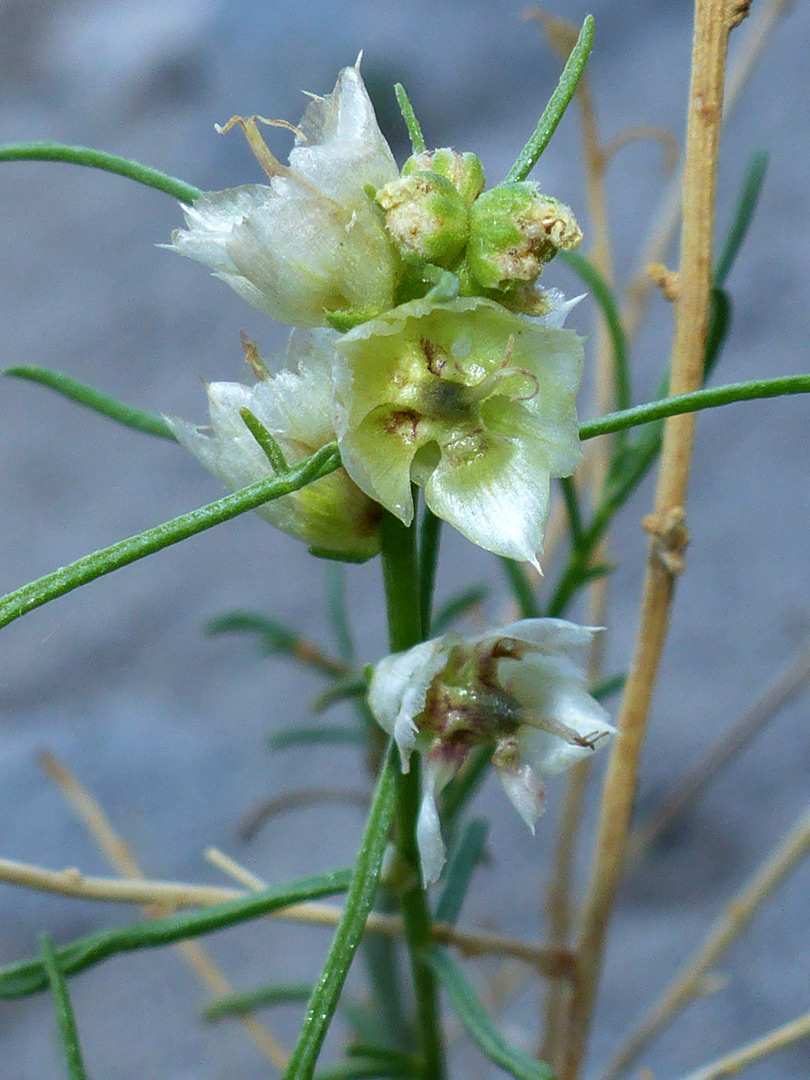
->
(166, 330, 381, 560)
(369, 619, 616, 884)
(168, 63, 401, 329)
(332, 294, 584, 567)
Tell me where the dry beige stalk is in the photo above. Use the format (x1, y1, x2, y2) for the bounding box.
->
(677, 1009, 810, 1080)
(38, 751, 290, 1070)
(560, 3, 743, 1077)
(601, 801, 810, 1079)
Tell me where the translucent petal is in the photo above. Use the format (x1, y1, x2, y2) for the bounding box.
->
(496, 762, 546, 832)
(416, 752, 456, 885)
(368, 640, 451, 768)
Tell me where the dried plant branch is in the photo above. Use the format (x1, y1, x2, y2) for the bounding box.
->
(626, 637, 810, 867)
(624, 0, 789, 339)
(38, 752, 290, 1070)
(602, 802, 810, 1079)
(0, 852, 576, 977)
(678, 1008, 810, 1080)
(562, 4, 742, 1077)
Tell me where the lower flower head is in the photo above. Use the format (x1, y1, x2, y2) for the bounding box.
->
(167, 330, 381, 560)
(369, 619, 616, 884)
(332, 295, 584, 567)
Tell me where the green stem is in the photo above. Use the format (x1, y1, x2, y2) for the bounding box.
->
(0, 444, 340, 630)
(419, 507, 442, 638)
(579, 375, 810, 441)
(0, 142, 201, 202)
(504, 15, 595, 183)
(4, 366, 176, 440)
(283, 752, 399, 1080)
(40, 935, 88, 1080)
(380, 512, 445, 1080)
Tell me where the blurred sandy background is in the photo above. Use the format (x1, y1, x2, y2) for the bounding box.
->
(1, 1, 809, 1077)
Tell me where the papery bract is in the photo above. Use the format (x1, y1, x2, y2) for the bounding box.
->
(333, 295, 584, 567)
(168, 64, 400, 328)
(167, 330, 381, 560)
(369, 619, 615, 884)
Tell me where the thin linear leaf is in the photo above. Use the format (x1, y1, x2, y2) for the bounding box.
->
(268, 726, 367, 752)
(40, 935, 88, 1080)
(505, 15, 594, 182)
(311, 677, 368, 715)
(0, 141, 201, 202)
(435, 818, 488, 925)
(207, 610, 346, 675)
(432, 585, 489, 635)
(4, 366, 176, 440)
(394, 83, 426, 154)
(0, 443, 341, 630)
(499, 557, 539, 619)
(424, 946, 554, 1080)
(715, 150, 768, 287)
(590, 672, 626, 701)
(327, 564, 356, 664)
(314, 1062, 415, 1080)
(347, 1044, 419, 1070)
(562, 250, 631, 415)
(204, 982, 313, 1022)
(0, 869, 352, 1000)
(283, 749, 399, 1080)
(578, 375, 810, 442)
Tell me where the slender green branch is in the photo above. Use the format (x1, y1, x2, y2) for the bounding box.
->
(381, 511, 445, 1080)
(0, 142, 202, 202)
(504, 14, 595, 183)
(204, 982, 313, 1022)
(3, 366, 175, 440)
(0, 870, 352, 1000)
(579, 375, 810, 441)
(0, 444, 341, 630)
(40, 935, 89, 1080)
(240, 408, 290, 472)
(282, 750, 399, 1080)
(394, 84, 427, 155)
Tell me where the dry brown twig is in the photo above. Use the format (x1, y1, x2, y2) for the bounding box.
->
(677, 1008, 810, 1080)
(561, 2, 745, 1076)
(602, 801, 810, 1079)
(37, 751, 291, 1071)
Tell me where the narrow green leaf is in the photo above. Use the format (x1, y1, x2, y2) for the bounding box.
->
(315, 1062, 414, 1080)
(559, 476, 584, 549)
(504, 14, 595, 182)
(327, 564, 356, 664)
(499, 558, 539, 619)
(0, 869, 352, 1000)
(394, 83, 426, 155)
(590, 672, 626, 701)
(206, 611, 298, 651)
(204, 982, 313, 1022)
(0, 142, 201, 202)
(432, 585, 489, 635)
(579, 375, 810, 442)
(239, 407, 289, 472)
(424, 946, 555, 1080)
(3, 366, 176, 440)
(346, 1043, 418, 1070)
(562, 251, 631, 415)
(0, 443, 341, 630)
(283, 749, 399, 1080)
(311, 677, 368, 715)
(435, 819, 488, 925)
(40, 934, 88, 1080)
(715, 150, 768, 287)
(268, 726, 366, 751)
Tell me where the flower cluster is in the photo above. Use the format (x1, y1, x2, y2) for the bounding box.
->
(169, 62, 614, 883)
(369, 620, 615, 883)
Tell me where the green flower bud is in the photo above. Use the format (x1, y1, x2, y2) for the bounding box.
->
(376, 171, 469, 268)
(402, 148, 485, 205)
(466, 182, 582, 292)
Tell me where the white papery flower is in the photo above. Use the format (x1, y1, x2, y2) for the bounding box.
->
(168, 63, 400, 329)
(369, 619, 615, 884)
(167, 330, 381, 560)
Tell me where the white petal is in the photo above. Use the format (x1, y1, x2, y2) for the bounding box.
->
(368, 639, 451, 769)
(486, 618, 599, 658)
(539, 290, 585, 330)
(416, 754, 456, 885)
(496, 762, 546, 832)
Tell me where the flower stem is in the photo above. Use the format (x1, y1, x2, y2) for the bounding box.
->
(381, 511, 445, 1080)
(0, 142, 202, 202)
